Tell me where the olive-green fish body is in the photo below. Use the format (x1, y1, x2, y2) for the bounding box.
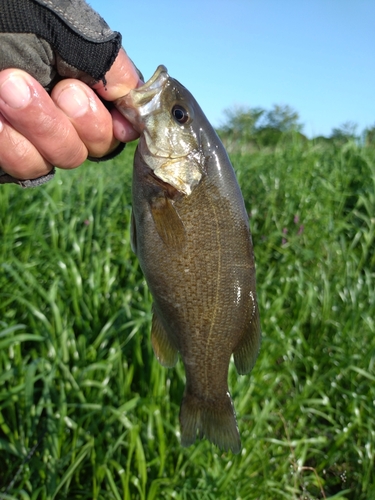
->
(115, 66, 261, 454)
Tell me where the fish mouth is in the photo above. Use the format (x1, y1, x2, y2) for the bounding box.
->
(134, 65, 169, 101)
(115, 65, 169, 126)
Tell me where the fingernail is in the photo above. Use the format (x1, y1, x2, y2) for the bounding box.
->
(0, 75, 31, 109)
(56, 85, 90, 118)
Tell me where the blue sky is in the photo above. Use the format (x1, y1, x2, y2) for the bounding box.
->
(89, 0, 374, 137)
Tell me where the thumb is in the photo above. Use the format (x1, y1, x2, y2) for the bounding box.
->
(92, 48, 143, 101)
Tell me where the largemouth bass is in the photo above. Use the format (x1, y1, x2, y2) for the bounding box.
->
(115, 66, 261, 454)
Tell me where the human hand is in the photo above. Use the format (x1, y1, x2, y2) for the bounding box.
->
(0, 48, 142, 181)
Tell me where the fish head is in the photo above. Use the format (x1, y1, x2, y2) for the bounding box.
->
(115, 65, 208, 195)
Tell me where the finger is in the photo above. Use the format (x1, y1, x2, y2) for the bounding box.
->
(0, 112, 52, 179)
(111, 107, 140, 143)
(0, 69, 88, 169)
(91, 48, 143, 143)
(92, 48, 143, 101)
(51, 79, 119, 158)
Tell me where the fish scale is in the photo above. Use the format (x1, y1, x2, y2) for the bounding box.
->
(115, 65, 261, 454)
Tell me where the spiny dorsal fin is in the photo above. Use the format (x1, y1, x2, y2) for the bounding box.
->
(149, 196, 186, 250)
(151, 310, 178, 368)
(233, 291, 262, 375)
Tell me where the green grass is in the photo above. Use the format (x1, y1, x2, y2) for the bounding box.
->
(0, 138, 374, 499)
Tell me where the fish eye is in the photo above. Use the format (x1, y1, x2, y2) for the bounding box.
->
(172, 104, 189, 125)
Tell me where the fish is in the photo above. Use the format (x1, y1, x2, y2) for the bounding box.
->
(115, 66, 261, 454)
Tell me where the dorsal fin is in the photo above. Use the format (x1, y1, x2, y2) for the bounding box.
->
(233, 291, 261, 375)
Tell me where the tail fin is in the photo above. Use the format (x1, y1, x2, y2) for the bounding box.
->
(179, 391, 241, 454)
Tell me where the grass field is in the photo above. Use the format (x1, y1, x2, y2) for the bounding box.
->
(0, 137, 374, 499)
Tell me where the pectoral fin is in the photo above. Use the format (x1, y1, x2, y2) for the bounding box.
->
(233, 291, 262, 375)
(151, 310, 178, 368)
(150, 196, 186, 250)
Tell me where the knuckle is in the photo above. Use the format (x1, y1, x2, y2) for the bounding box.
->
(0, 117, 51, 179)
(74, 112, 114, 157)
(53, 141, 88, 169)
(0, 141, 50, 180)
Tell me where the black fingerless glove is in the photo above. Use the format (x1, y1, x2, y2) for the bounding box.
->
(0, 0, 126, 187)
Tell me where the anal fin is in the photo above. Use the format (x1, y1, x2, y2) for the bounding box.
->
(151, 310, 178, 368)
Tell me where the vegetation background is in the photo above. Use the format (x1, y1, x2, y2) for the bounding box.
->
(0, 108, 374, 499)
